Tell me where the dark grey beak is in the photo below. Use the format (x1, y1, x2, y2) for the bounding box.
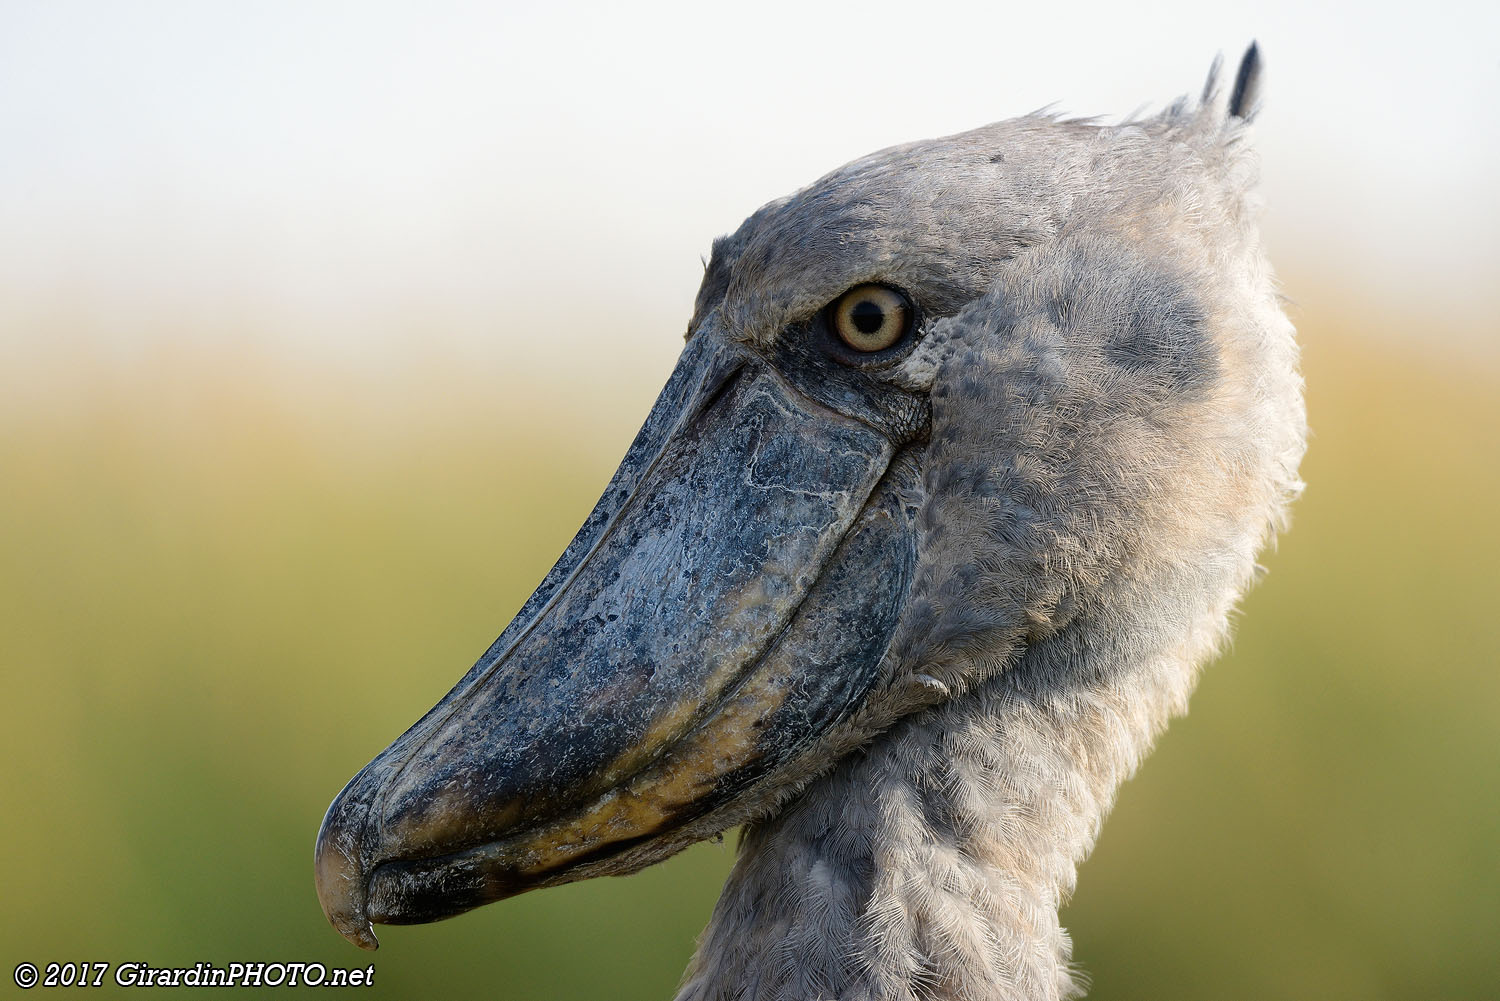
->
(314, 324, 918, 949)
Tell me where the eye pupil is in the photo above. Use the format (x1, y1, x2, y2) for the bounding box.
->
(850, 300, 885, 334)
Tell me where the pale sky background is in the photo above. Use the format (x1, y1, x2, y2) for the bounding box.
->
(1, 0, 1496, 406)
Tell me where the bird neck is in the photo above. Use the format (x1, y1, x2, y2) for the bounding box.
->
(676, 599, 1211, 1001)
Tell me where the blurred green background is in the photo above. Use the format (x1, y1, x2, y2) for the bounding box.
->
(3, 307, 1497, 1000)
(3, 3, 1498, 999)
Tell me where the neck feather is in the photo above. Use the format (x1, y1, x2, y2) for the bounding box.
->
(676, 579, 1229, 1001)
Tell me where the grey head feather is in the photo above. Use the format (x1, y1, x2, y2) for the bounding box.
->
(677, 52, 1302, 1001)
(1229, 42, 1264, 121)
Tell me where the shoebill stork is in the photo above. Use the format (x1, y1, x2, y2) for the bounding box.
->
(316, 45, 1304, 1000)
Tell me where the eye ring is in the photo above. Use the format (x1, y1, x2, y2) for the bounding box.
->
(825, 283, 915, 356)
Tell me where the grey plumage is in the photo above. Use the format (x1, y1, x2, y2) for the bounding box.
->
(315, 45, 1303, 1001)
(678, 47, 1303, 1000)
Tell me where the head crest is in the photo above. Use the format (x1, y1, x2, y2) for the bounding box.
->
(1228, 41, 1263, 120)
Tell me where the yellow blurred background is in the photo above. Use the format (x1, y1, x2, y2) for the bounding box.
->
(2, 3, 1496, 999)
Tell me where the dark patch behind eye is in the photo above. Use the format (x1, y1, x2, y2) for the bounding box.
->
(1100, 269, 1216, 397)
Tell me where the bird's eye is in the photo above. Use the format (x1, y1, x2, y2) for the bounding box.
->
(827, 284, 914, 354)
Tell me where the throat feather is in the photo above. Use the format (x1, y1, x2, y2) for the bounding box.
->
(676, 609, 1208, 1001)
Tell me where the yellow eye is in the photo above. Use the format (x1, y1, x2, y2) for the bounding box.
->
(828, 284, 914, 354)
